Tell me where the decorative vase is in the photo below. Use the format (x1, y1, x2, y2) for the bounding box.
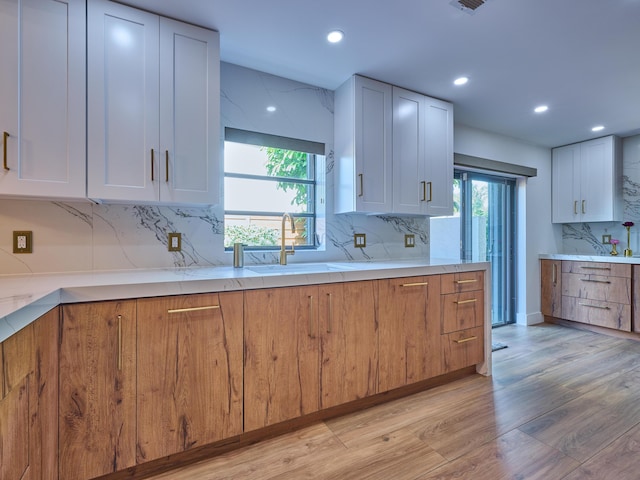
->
(611, 243, 619, 256)
(625, 226, 633, 257)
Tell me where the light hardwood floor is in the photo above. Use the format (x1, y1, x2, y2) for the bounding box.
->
(147, 323, 640, 479)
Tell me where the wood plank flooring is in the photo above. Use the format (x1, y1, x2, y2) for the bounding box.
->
(146, 323, 640, 479)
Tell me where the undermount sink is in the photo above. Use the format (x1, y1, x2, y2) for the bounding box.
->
(246, 263, 355, 274)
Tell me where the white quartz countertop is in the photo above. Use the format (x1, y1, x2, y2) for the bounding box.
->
(540, 253, 640, 264)
(0, 258, 489, 343)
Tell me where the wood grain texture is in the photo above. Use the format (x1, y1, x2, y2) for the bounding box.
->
(561, 295, 631, 331)
(59, 300, 137, 479)
(319, 281, 378, 409)
(562, 260, 631, 278)
(441, 326, 484, 373)
(137, 292, 243, 463)
(0, 376, 29, 480)
(440, 270, 484, 294)
(440, 290, 484, 334)
(562, 272, 631, 304)
(378, 276, 441, 392)
(244, 286, 320, 431)
(541, 259, 562, 317)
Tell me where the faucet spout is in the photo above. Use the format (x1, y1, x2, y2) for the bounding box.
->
(280, 213, 296, 265)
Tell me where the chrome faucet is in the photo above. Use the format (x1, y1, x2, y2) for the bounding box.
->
(280, 213, 296, 265)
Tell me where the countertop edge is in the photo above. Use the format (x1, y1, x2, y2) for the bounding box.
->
(539, 253, 640, 264)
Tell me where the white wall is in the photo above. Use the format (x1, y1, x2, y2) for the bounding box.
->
(452, 124, 558, 325)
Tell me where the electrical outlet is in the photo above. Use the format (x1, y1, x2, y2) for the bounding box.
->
(602, 234, 612, 244)
(405, 234, 415, 248)
(354, 233, 366, 248)
(168, 232, 182, 252)
(13, 231, 33, 254)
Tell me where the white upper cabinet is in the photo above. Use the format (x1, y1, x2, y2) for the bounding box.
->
(335, 75, 393, 214)
(392, 87, 453, 216)
(0, 0, 86, 199)
(88, 0, 220, 205)
(552, 135, 622, 223)
(335, 75, 453, 215)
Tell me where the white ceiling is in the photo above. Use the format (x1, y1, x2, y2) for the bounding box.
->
(121, 0, 640, 148)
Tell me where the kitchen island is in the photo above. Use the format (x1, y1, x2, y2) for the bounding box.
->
(0, 259, 490, 480)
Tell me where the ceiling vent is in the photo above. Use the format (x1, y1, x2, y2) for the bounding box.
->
(450, 0, 486, 14)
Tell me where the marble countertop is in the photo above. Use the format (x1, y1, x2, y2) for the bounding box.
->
(0, 258, 489, 343)
(540, 253, 640, 264)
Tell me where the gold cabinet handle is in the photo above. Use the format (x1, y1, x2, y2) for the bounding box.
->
(308, 295, 314, 337)
(552, 263, 557, 285)
(420, 181, 426, 201)
(117, 315, 123, 371)
(427, 181, 433, 202)
(454, 299, 477, 305)
(454, 336, 477, 344)
(151, 149, 155, 181)
(574, 200, 578, 215)
(580, 266, 610, 270)
(327, 293, 332, 333)
(455, 279, 477, 284)
(580, 279, 611, 284)
(401, 282, 429, 287)
(165, 150, 169, 182)
(582, 200, 586, 214)
(3, 131, 9, 171)
(167, 305, 220, 314)
(358, 174, 363, 197)
(579, 303, 610, 310)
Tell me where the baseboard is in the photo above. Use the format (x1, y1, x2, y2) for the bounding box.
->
(517, 311, 543, 325)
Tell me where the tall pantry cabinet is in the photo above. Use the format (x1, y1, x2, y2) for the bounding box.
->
(87, 0, 220, 204)
(0, 0, 86, 199)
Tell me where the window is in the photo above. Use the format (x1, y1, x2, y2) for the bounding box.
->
(224, 128, 323, 249)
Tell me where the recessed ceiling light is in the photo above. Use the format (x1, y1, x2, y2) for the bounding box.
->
(534, 105, 548, 113)
(266, 105, 276, 112)
(592, 125, 605, 132)
(453, 76, 469, 86)
(327, 30, 344, 43)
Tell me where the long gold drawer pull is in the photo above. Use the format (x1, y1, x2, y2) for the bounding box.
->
(3, 131, 9, 171)
(580, 279, 611, 284)
(454, 299, 477, 305)
(420, 181, 426, 201)
(327, 293, 332, 333)
(117, 315, 122, 371)
(401, 282, 429, 287)
(165, 150, 169, 182)
(151, 149, 155, 181)
(427, 181, 433, 202)
(309, 295, 314, 337)
(456, 279, 477, 284)
(579, 303, 610, 310)
(552, 263, 557, 285)
(454, 336, 477, 344)
(167, 305, 220, 314)
(358, 174, 363, 197)
(580, 266, 611, 270)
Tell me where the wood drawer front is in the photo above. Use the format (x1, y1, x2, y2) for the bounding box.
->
(562, 261, 631, 278)
(561, 272, 631, 305)
(441, 291, 484, 334)
(441, 326, 484, 373)
(441, 271, 484, 294)
(562, 296, 631, 331)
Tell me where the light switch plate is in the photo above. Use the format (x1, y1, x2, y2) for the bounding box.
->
(13, 231, 33, 254)
(168, 232, 182, 252)
(354, 233, 366, 248)
(405, 234, 415, 248)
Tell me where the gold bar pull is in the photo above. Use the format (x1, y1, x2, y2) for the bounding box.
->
(358, 174, 363, 197)
(167, 305, 220, 314)
(574, 200, 578, 215)
(582, 200, 586, 214)
(455, 279, 477, 284)
(454, 336, 477, 344)
(552, 263, 557, 285)
(308, 295, 314, 337)
(580, 266, 611, 270)
(580, 279, 611, 284)
(3, 131, 9, 171)
(327, 293, 332, 333)
(401, 282, 429, 287)
(420, 181, 426, 201)
(151, 149, 155, 181)
(427, 181, 433, 202)
(454, 299, 478, 305)
(117, 315, 123, 371)
(579, 303, 610, 310)
(165, 150, 169, 182)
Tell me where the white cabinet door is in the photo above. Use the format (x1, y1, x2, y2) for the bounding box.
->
(423, 97, 453, 216)
(159, 18, 220, 205)
(87, 0, 159, 203)
(552, 143, 580, 223)
(335, 75, 392, 214)
(0, 0, 85, 199)
(392, 87, 423, 215)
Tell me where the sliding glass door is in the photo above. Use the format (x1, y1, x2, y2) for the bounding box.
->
(431, 170, 517, 326)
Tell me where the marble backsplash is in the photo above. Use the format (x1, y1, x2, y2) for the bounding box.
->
(562, 134, 640, 255)
(0, 63, 429, 275)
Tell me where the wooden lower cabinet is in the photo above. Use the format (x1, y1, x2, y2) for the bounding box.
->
(0, 308, 58, 480)
(541, 259, 562, 317)
(59, 300, 137, 480)
(137, 292, 243, 463)
(378, 276, 442, 392)
(442, 326, 484, 373)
